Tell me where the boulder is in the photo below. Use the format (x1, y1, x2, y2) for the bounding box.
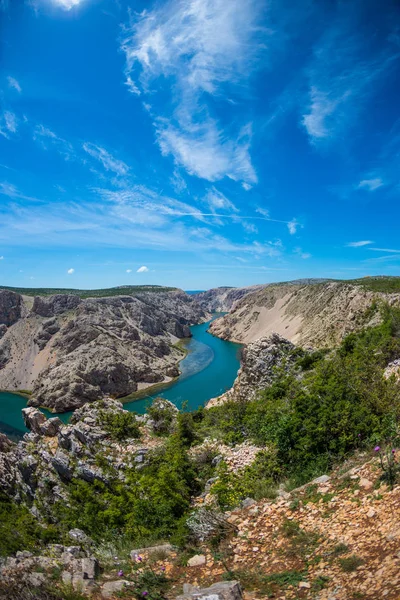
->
(176, 581, 242, 600)
(68, 529, 94, 547)
(22, 408, 47, 435)
(101, 580, 131, 598)
(187, 554, 206, 567)
(130, 544, 173, 560)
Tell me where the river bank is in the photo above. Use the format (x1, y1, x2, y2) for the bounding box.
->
(0, 317, 242, 436)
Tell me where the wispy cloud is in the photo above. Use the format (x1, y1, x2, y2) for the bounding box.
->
(7, 77, 22, 93)
(0, 111, 18, 139)
(67, 268, 75, 274)
(156, 119, 257, 184)
(137, 265, 149, 273)
(287, 219, 298, 235)
(357, 178, 384, 191)
(302, 9, 399, 145)
(347, 240, 374, 247)
(205, 187, 238, 214)
(126, 269, 132, 273)
(121, 0, 265, 184)
(369, 247, 400, 254)
(83, 143, 129, 176)
(33, 124, 74, 159)
(294, 247, 311, 259)
(0, 182, 39, 202)
(51, 0, 84, 10)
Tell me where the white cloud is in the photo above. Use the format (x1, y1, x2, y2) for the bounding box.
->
(205, 187, 238, 213)
(121, 0, 264, 184)
(302, 14, 398, 145)
(137, 265, 149, 273)
(0, 111, 18, 139)
(125, 76, 141, 96)
(242, 221, 258, 234)
(33, 125, 74, 159)
(294, 247, 311, 259)
(126, 269, 132, 273)
(0, 182, 38, 202)
(347, 240, 373, 247)
(67, 268, 75, 274)
(256, 206, 270, 218)
(7, 77, 22, 93)
(52, 0, 84, 9)
(287, 219, 298, 235)
(369, 248, 400, 254)
(357, 178, 384, 192)
(157, 119, 257, 184)
(83, 143, 129, 176)
(242, 182, 252, 191)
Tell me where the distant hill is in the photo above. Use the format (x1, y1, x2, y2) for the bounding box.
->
(0, 284, 178, 299)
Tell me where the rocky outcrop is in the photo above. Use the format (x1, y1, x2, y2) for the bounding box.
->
(209, 282, 400, 348)
(0, 290, 23, 327)
(0, 544, 99, 595)
(196, 285, 268, 312)
(207, 333, 297, 407)
(0, 398, 158, 505)
(177, 581, 242, 600)
(31, 294, 82, 317)
(0, 289, 207, 411)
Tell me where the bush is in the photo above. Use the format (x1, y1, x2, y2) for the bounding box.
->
(98, 410, 141, 441)
(0, 493, 58, 557)
(147, 398, 178, 436)
(339, 555, 364, 572)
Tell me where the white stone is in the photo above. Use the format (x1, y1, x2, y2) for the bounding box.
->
(187, 554, 206, 567)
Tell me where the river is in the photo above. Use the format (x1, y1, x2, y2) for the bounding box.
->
(0, 316, 242, 439)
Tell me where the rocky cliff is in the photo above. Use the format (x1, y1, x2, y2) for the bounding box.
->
(0, 289, 208, 411)
(195, 285, 268, 313)
(209, 281, 400, 348)
(207, 333, 298, 407)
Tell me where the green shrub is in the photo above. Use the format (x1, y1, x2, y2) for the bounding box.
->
(339, 554, 364, 572)
(147, 398, 177, 436)
(98, 410, 141, 441)
(0, 493, 58, 557)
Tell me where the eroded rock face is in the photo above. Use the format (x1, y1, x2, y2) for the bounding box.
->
(0, 291, 23, 327)
(31, 294, 82, 317)
(207, 333, 297, 407)
(0, 289, 207, 411)
(208, 282, 399, 348)
(0, 398, 155, 510)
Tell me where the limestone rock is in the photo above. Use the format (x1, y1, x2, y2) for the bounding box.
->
(0, 290, 23, 326)
(208, 333, 297, 406)
(187, 554, 206, 567)
(101, 580, 131, 598)
(176, 581, 242, 600)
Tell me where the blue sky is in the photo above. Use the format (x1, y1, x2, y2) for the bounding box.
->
(0, 0, 399, 290)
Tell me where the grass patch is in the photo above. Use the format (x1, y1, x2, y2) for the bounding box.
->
(339, 555, 364, 572)
(229, 568, 306, 597)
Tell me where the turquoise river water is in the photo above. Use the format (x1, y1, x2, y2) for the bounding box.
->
(0, 317, 242, 439)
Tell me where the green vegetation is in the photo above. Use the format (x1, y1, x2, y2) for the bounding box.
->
(227, 568, 306, 597)
(0, 493, 57, 557)
(97, 409, 141, 441)
(195, 305, 400, 487)
(338, 554, 364, 572)
(0, 285, 177, 298)
(1, 301, 400, 598)
(51, 427, 199, 545)
(349, 276, 400, 293)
